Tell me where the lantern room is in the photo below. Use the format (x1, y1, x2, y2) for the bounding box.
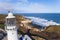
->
(6, 12, 16, 26)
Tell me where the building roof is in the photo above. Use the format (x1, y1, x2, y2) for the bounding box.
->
(6, 12, 15, 18)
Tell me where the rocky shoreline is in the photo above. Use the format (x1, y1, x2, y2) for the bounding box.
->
(0, 14, 60, 40)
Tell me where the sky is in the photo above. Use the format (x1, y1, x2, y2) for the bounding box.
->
(0, 0, 60, 13)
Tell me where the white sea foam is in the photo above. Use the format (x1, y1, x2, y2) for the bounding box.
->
(26, 16, 60, 27)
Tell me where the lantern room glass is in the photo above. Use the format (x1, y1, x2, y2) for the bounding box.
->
(6, 18, 16, 26)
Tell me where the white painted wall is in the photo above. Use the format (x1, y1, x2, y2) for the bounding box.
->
(7, 30, 18, 40)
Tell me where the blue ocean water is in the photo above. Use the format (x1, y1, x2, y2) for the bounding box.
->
(21, 13, 60, 23)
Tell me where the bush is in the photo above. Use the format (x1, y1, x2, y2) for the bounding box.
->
(0, 24, 5, 29)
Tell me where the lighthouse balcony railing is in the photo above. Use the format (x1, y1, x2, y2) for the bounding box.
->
(5, 26, 17, 31)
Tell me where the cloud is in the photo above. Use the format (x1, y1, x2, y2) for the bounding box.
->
(17, 0, 28, 3)
(14, 3, 59, 13)
(0, 2, 14, 13)
(0, 0, 60, 13)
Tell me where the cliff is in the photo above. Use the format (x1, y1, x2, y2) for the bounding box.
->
(0, 14, 60, 40)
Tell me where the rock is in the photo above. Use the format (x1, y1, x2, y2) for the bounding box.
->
(0, 28, 7, 40)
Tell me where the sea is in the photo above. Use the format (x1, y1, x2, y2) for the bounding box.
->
(19, 13, 60, 27)
(21, 13, 60, 23)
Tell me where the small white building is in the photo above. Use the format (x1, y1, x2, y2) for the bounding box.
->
(23, 35, 32, 40)
(19, 35, 32, 40)
(5, 12, 18, 40)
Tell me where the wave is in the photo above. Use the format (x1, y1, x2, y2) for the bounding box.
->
(25, 16, 60, 27)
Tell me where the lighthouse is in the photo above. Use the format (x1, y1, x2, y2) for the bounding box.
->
(5, 12, 18, 40)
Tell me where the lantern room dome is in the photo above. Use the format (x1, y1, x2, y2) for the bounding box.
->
(6, 12, 15, 18)
(8, 12, 13, 16)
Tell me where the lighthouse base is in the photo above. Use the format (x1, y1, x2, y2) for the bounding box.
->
(7, 30, 18, 40)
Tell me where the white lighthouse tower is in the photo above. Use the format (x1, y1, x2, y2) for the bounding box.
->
(5, 12, 18, 40)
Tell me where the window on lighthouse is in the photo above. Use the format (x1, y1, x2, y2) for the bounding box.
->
(6, 18, 16, 26)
